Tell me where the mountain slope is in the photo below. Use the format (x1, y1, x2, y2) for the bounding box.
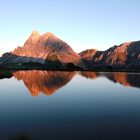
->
(1, 31, 140, 71)
(0, 31, 82, 70)
(80, 41, 140, 70)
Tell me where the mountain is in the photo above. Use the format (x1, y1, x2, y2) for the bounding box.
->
(79, 41, 140, 71)
(0, 31, 83, 70)
(95, 41, 140, 67)
(79, 49, 97, 60)
(1, 30, 140, 71)
(79, 49, 99, 69)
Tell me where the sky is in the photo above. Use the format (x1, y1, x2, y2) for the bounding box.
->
(0, 0, 140, 55)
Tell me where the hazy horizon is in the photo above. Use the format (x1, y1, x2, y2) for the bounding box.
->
(1, 0, 140, 55)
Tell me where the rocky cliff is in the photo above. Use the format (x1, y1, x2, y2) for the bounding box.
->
(1, 31, 140, 71)
(0, 31, 82, 70)
(79, 41, 140, 71)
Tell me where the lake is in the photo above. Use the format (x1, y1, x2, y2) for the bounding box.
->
(0, 70, 140, 140)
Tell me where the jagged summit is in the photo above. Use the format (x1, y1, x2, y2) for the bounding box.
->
(1, 30, 140, 71)
(80, 40, 140, 70)
(21, 31, 72, 51)
(41, 32, 58, 40)
(0, 31, 82, 69)
(28, 31, 62, 43)
(79, 49, 97, 60)
(31, 30, 40, 35)
(43, 32, 56, 37)
(23, 31, 41, 48)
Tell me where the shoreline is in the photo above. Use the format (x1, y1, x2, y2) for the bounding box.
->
(1, 67, 140, 73)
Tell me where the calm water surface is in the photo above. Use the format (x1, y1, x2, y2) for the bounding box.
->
(0, 70, 140, 140)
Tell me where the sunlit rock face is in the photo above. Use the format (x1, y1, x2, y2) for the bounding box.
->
(13, 70, 76, 96)
(12, 31, 81, 65)
(80, 41, 140, 70)
(79, 49, 97, 60)
(0, 31, 82, 69)
(0, 30, 140, 70)
(79, 49, 98, 69)
(103, 41, 140, 69)
(99, 43, 131, 66)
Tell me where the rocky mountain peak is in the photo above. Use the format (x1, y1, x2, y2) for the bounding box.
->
(29, 31, 41, 41)
(120, 42, 132, 48)
(22, 31, 41, 48)
(1, 30, 140, 71)
(44, 32, 56, 37)
(40, 32, 69, 50)
(79, 49, 97, 60)
(3, 31, 82, 69)
(31, 30, 40, 36)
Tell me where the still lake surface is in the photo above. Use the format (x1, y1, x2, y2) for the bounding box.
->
(0, 70, 140, 140)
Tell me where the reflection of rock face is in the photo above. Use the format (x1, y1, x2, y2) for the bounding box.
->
(80, 71, 140, 89)
(79, 71, 99, 79)
(3, 70, 139, 97)
(13, 70, 76, 96)
(107, 72, 140, 89)
(104, 72, 130, 87)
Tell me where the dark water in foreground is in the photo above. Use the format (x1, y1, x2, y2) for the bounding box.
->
(0, 70, 140, 140)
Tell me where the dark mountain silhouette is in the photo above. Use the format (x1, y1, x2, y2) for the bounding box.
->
(0, 69, 13, 79)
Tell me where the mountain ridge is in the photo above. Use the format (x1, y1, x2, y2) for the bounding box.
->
(0, 31, 140, 71)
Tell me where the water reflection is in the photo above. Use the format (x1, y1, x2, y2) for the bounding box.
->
(80, 72, 140, 89)
(0, 70, 140, 96)
(0, 70, 140, 140)
(13, 70, 76, 96)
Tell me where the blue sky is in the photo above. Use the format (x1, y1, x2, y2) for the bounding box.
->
(0, 0, 140, 55)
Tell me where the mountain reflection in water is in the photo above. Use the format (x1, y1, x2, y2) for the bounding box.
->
(1, 70, 140, 96)
(81, 72, 140, 89)
(13, 71, 76, 96)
